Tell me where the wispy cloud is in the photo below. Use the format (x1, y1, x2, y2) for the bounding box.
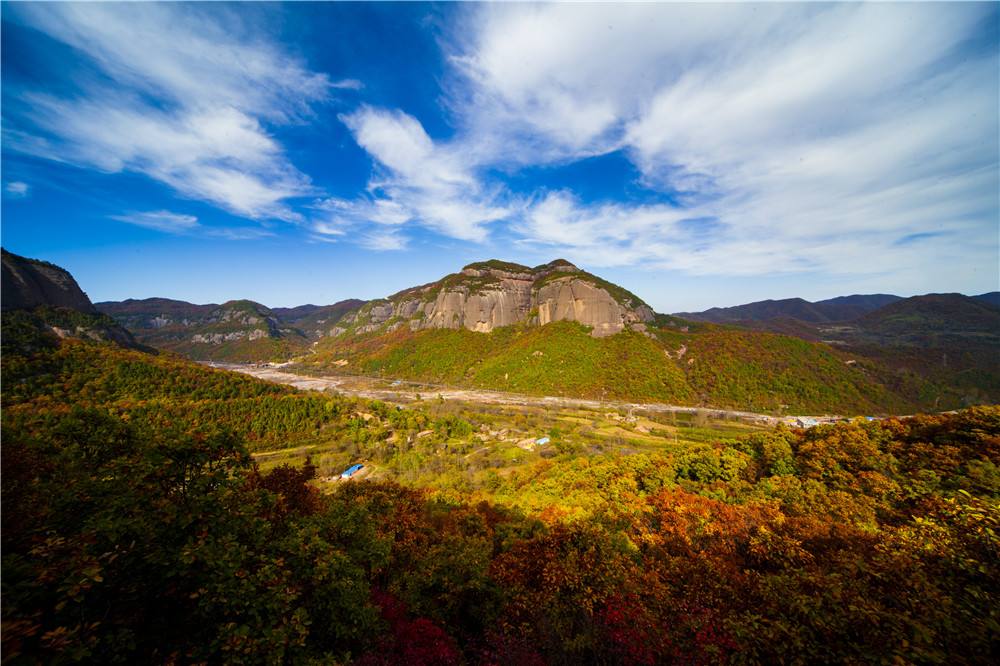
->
(326, 3, 995, 281)
(324, 106, 511, 244)
(360, 229, 408, 251)
(111, 210, 200, 234)
(4, 181, 30, 198)
(331, 78, 364, 91)
(205, 227, 276, 241)
(431, 3, 996, 280)
(110, 210, 274, 241)
(5, 3, 339, 221)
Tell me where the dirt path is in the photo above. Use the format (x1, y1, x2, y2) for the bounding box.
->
(216, 363, 845, 426)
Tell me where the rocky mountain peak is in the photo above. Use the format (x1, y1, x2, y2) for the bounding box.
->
(2, 248, 97, 313)
(1, 248, 138, 349)
(344, 258, 653, 338)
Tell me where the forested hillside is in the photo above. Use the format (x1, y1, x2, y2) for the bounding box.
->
(3, 253, 998, 664)
(4, 330, 998, 663)
(305, 321, 938, 414)
(674, 292, 1000, 406)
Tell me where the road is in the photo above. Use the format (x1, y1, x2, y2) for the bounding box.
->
(217, 364, 847, 426)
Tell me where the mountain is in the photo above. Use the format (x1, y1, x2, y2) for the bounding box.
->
(2, 248, 97, 313)
(675, 293, 902, 324)
(854, 293, 1000, 341)
(1, 248, 138, 350)
(675, 291, 1000, 405)
(90, 258, 996, 412)
(812, 293, 904, 321)
(339, 259, 655, 338)
(675, 298, 829, 324)
(296, 259, 952, 414)
(97, 297, 365, 362)
(804, 293, 1000, 405)
(270, 299, 366, 338)
(972, 291, 1000, 308)
(97, 298, 313, 363)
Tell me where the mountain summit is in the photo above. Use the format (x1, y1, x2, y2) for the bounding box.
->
(2, 248, 97, 313)
(342, 259, 655, 338)
(1, 248, 137, 349)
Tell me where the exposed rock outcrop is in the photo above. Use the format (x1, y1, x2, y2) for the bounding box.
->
(347, 259, 655, 338)
(2, 248, 97, 313)
(1, 248, 140, 349)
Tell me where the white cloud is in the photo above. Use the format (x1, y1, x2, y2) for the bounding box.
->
(4, 181, 29, 198)
(5, 3, 338, 221)
(110, 210, 274, 241)
(111, 210, 200, 234)
(205, 227, 276, 241)
(439, 3, 998, 282)
(331, 79, 364, 91)
(330, 106, 511, 244)
(360, 229, 408, 251)
(10, 3, 330, 123)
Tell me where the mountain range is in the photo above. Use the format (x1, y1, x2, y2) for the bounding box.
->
(675, 292, 999, 325)
(675, 294, 905, 324)
(7, 248, 998, 414)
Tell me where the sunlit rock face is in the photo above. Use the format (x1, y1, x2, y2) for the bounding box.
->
(536, 278, 652, 337)
(350, 259, 655, 338)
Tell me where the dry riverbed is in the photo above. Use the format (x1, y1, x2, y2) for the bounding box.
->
(212, 363, 847, 427)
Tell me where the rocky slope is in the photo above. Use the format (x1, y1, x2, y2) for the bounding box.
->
(97, 299, 314, 362)
(341, 259, 655, 339)
(1, 248, 138, 350)
(271, 300, 366, 339)
(2, 248, 97, 313)
(97, 298, 364, 362)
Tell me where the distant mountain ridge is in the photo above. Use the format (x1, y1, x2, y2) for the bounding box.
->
(96, 297, 365, 362)
(857, 293, 1000, 336)
(676, 291, 1000, 406)
(675, 294, 904, 324)
(676, 292, 997, 324)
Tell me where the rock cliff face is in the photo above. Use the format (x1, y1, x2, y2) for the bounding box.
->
(1, 248, 139, 348)
(343, 259, 655, 338)
(2, 248, 97, 313)
(100, 299, 300, 346)
(95, 298, 313, 361)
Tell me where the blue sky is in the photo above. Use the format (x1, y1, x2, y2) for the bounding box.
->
(2, 2, 997, 311)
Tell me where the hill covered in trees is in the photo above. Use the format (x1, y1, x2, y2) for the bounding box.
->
(304, 319, 943, 415)
(4, 324, 998, 662)
(90, 255, 998, 414)
(679, 293, 1000, 408)
(2, 251, 998, 663)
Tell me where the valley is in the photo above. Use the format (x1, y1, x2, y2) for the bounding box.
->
(96, 257, 1000, 416)
(4, 5, 998, 663)
(226, 363, 841, 424)
(3, 249, 998, 664)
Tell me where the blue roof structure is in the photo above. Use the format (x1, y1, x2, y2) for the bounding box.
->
(341, 463, 364, 479)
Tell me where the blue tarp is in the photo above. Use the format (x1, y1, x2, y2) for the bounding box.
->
(341, 463, 364, 478)
(536, 437, 550, 445)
